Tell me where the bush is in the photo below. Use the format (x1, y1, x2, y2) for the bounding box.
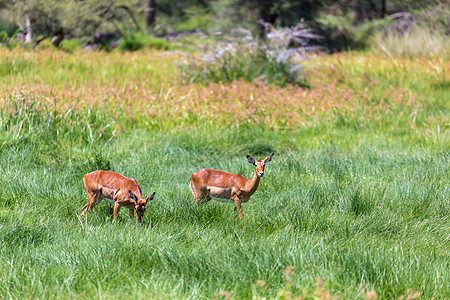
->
(180, 45, 306, 87)
(315, 13, 389, 52)
(117, 32, 171, 52)
(0, 16, 18, 37)
(0, 30, 20, 50)
(178, 22, 320, 87)
(146, 36, 172, 50)
(174, 7, 212, 32)
(0, 31, 8, 43)
(35, 38, 57, 51)
(60, 39, 83, 53)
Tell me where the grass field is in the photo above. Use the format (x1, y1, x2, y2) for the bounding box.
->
(0, 48, 449, 299)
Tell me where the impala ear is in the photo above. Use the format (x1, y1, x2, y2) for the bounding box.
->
(147, 192, 155, 202)
(246, 155, 256, 165)
(129, 190, 138, 202)
(265, 153, 274, 163)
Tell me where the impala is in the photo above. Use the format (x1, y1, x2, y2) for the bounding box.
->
(190, 153, 274, 219)
(80, 170, 155, 223)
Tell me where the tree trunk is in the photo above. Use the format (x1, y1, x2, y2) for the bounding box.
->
(381, 0, 386, 18)
(146, 0, 156, 28)
(51, 28, 64, 48)
(24, 14, 32, 45)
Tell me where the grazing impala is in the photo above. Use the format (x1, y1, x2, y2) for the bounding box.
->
(80, 170, 155, 223)
(190, 153, 274, 219)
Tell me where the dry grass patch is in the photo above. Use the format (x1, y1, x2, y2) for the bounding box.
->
(1, 49, 448, 131)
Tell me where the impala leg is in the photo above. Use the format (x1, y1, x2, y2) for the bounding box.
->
(191, 186, 202, 203)
(233, 196, 244, 220)
(112, 202, 121, 223)
(193, 187, 210, 204)
(202, 188, 212, 203)
(129, 208, 135, 220)
(80, 187, 100, 217)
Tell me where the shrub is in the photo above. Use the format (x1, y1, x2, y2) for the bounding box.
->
(0, 16, 18, 37)
(117, 32, 171, 52)
(60, 39, 83, 53)
(0, 31, 7, 43)
(174, 7, 212, 32)
(146, 36, 172, 50)
(35, 38, 57, 51)
(178, 22, 321, 87)
(0, 30, 20, 50)
(315, 13, 389, 52)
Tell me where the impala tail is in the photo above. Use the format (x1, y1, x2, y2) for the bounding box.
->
(189, 179, 194, 197)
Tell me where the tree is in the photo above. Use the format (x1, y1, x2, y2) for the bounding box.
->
(234, 0, 332, 37)
(237, 0, 333, 26)
(8, 0, 65, 46)
(4, 0, 145, 47)
(146, 0, 156, 28)
(64, 0, 143, 41)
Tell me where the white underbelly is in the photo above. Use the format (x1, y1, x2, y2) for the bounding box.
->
(211, 196, 234, 203)
(207, 186, 234, 203)
(100, 186, 119, 203)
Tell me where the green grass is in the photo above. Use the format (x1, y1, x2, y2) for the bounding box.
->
(0, 49, 449, 299)
(117, 33, 172, 52)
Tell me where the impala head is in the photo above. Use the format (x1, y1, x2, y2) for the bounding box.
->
(247, 153, 274, 178)
(129, 191, 155, 223)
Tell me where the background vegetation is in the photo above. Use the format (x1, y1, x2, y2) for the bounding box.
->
(0, 0, 448, 53)
(0, 0, 449, 299)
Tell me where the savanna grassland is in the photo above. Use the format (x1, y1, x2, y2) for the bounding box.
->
(0, 48, 449, 299)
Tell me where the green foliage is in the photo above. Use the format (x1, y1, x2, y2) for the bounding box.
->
(174, 7, 212, 32)
(60, 39, 82, 53)
(63, 0, 143, 41)
(181, 46, 306, 87)
(34, 38, 57, 50)
(1, 0, 448, 55)
(236, 0, 331, 27)
(0, 29, 20, 49)
(0, 31, 7, 43)
(315, 13, 390, 51)
(145, 36, 171, 50)
(0, 14, 18, 37)
(157, 0, 210, 19)
(180, 26, 311, 87)
(117, 32, 171, 51)
(8, 0, 64, 37)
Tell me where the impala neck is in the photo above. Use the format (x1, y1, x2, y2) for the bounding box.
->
(246, 169, 261, 195)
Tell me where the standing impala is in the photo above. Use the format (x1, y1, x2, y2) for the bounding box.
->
(80, 170, 155, 223)
(190, 153, 274, 219)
